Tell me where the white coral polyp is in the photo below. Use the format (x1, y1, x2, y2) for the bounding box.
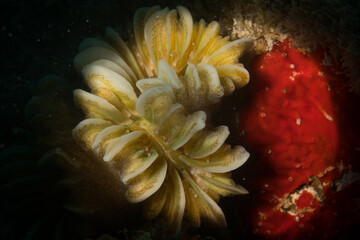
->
(72, 5, 252, 233)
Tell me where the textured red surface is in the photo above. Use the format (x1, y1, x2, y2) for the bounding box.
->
(234, 41, 360, 239)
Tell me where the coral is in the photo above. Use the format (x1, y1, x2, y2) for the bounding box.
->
(234, 41, 360, 239)
(71, 6, 252, 233)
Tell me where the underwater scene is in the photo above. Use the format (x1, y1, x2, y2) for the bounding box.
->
(1, 0, 360, 239)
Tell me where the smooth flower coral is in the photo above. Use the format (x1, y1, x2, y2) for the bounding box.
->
(72, 6, 252, 233)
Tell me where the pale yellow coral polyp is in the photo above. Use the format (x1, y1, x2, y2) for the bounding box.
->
(72, 5, 252, 233)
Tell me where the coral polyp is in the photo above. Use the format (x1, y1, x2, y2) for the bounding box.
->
(72, 6, 252, 232)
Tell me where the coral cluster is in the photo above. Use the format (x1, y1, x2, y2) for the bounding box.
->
(2, 1, 360, 239)
(70, 6, 253, 233)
